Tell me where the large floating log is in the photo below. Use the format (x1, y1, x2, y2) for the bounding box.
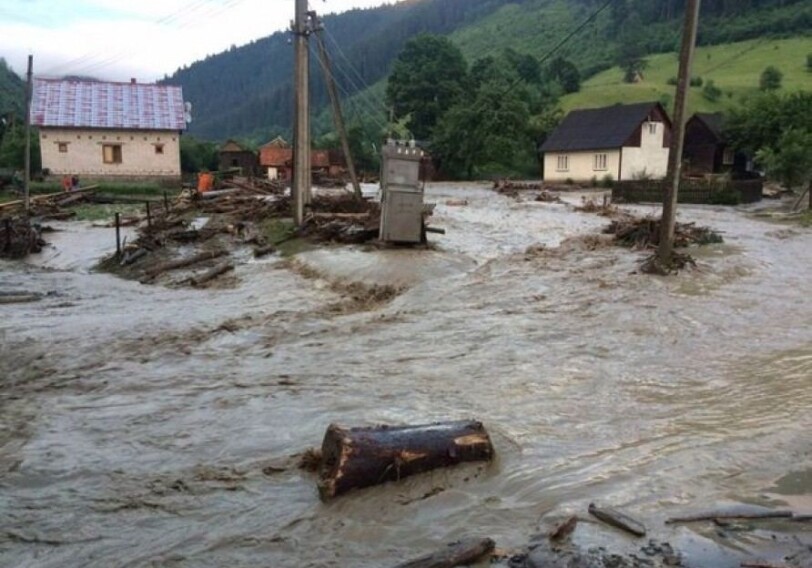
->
(393, 537, 495, 568)
(190, 261, 234, 287)
(317, 420, 494, 500)
(588, 503, 646, 537)
(141, 249, 227, 281)
(666, 509, 794, 524)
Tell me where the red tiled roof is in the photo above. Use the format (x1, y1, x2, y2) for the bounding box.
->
(260, 147, 293, 167)
(31, 78, 186, 131)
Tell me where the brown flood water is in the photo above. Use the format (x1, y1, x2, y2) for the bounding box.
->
(1, 184, 810, 567)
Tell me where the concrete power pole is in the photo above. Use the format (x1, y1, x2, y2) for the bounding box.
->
(292, 0, 311, 225)
(657, 0, 701, 267)
(313, 27, 362, 199)
(24, 54, 33, 215)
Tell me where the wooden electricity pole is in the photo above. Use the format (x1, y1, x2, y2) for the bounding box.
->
(292, 0, 311, 225)
(313, 25, 362, 199)
(657, 0, 701, 267)
(24, 54, 33, 214)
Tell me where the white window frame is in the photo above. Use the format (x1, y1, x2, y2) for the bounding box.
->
(556, 155, 569, 172)
(593, 153, 608, 171)
(722, 147, 735, 166)
(647, 122, 657, 135)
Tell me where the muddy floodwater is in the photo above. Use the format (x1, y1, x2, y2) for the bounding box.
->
(1, 184, 810, 567)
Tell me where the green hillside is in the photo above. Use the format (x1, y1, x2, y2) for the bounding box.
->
(0, 58, 24, 120)
(560, 37, 812, 114)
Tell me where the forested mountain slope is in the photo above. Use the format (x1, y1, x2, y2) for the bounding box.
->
(165, 0, 811, 142)
(0, 59, 24, 121)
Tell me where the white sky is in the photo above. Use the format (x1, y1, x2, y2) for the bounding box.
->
(1, 0, 395, 82)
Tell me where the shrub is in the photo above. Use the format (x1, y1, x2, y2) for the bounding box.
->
(667, 76, 678, 86)
(702, 80, 722, 102)
(689, 76, 703, 87)
(590, 175, 598, 187)
(807, 52, 812, 72)
(759, 66, 783, 91)
(601, 174, 615, 188)
(565, 177, 575, 185)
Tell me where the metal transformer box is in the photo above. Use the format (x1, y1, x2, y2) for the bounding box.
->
(380, 141, 424, 243)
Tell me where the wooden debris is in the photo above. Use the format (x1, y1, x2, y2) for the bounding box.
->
(741, 562, 791, 568)
(141, 249, 228, 282)
(535, 191, 562, 203)
(549, 516, 579, 541)
(588, 503, 646, 537)
(493, 179, 543, 193)
(605, 216, 723, 250)
(1, 217, 46, 259)
(0, 292, 42, 304)
(317, 420, 494, 500)
(393, 537, 495, 568)
(190, 261, 234, 287)
(665, 510, 794, 524)
(120, 248, 148, 266)
(253, 244, 277, 258)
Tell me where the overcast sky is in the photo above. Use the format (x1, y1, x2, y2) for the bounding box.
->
(1, 0, 393, 82)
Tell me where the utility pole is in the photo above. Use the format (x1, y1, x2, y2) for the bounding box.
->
(312, 22, 362, 199)
(24, 54, 33, 215)
(292, 0, 311, 225)
(657, 0, 700, 267)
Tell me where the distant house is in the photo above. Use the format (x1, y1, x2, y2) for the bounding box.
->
(258, 137, 342, 181)
(31, 78, 186, 181)
(683, 113, 748, 176)
(259, 136, 292, 181)
(218, 139, 258, 175)
(540, 102, 672, 182)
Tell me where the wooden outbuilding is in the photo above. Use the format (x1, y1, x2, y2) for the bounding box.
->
(218, 140, 258, 176)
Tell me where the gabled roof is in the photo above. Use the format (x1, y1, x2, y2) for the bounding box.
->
(691, 112, 724, 140)
(220, 139, 251, 153)
(31, 78, 185, 131)
(261, 136, 290, 149)
(260, 146, 292, 167)
(540, 102, 669, 153)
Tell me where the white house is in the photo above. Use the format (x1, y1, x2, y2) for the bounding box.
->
(540, 102, 672, 182)
(31, 78, 186, 182)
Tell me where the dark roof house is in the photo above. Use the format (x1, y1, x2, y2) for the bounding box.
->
(683, 112, 748, 176)
(540, 102, 672, 182)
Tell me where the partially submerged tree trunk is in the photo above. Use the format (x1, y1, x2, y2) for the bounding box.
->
(393, 537, 495, 568)
(318, 420, 494, 500)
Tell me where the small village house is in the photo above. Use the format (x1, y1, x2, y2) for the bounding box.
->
(259, 137, 344, 181)
(540, 102, 672, 183)
(683, 113, 749, 176)
(218, 139, 259, 175)
(259, 136, 292, 181)
(31, 78, 186, 182)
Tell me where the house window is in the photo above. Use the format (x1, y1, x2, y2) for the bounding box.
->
(58, 142, 68, 153)
(722, 148, 735, 165)
(648, 123, 657, 135)
(556, 155, 569, 172)
(154, 144, 165, 155)
(103, 144, 122, 164)
(593, 153, 607, 171)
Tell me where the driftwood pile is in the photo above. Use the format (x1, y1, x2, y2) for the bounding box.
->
(604, 216, 723, 250)
(493, 179, 543, 193)
(222, 175, 285, 195)
(300, 192, 381, 244)
(0, 217, 46, 259)
(0, 186, 98, 220)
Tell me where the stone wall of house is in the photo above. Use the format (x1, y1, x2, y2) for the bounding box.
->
(40, 128, 181, 179)
(543, 149, 621, 182)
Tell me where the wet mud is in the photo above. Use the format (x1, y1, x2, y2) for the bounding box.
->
(1, 184, 811, 567)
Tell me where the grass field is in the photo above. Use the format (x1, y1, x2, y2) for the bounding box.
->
(560, 37, 812, 114)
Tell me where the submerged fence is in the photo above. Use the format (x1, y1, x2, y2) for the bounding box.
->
(612, 178, 763, 205)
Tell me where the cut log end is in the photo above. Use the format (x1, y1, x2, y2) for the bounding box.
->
(318, 420, 494, 500)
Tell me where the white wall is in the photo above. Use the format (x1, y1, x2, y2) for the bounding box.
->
(620, 121, 669, 180)
(543, 149, 621, 182)
(40, 128, 181, 178)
